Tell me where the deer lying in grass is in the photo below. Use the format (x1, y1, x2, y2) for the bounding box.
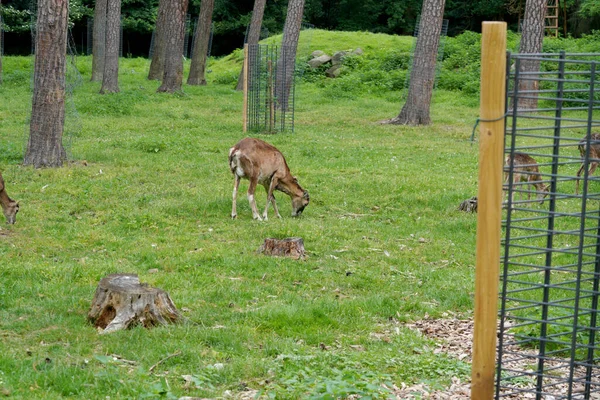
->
(229, 137, 309, 220)
(504, 152, 549, 205)
(0, 172, 19, 224)
(576, 133, 600, 195)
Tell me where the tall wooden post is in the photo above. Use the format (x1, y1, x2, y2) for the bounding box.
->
(471, 21, 507, 400)
(242, 44, 249, 133)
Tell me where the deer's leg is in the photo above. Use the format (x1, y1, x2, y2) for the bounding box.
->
(232, 175, 241, 219)
(263, 178, 281, 220)
(576, 163, 586, 195)
(247, 178, 262, 221)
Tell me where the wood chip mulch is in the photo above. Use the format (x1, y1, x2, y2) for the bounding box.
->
(395, 314, 600, 400)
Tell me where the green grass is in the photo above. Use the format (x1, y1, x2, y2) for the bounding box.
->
(0, 32, 486, 398)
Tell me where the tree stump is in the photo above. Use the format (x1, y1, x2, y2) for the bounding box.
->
(458, 196, 478, 213)
(258, 237, 305, 259)
(88, 273, 181, 334)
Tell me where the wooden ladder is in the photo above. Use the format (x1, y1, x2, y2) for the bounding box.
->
(545, 0, 559, 37)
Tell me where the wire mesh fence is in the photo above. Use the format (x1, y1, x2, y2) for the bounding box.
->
(498, 51, 600, 399)
(246, 44, 296, 134)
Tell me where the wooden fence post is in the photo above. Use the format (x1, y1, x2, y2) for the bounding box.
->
(471, 21, 507, 400)
(243, 44, 249, 133)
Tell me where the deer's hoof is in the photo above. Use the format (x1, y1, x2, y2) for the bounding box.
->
(231, 213, 237, 219)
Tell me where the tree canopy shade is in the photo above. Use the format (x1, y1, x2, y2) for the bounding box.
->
(24, 0, 69, 168)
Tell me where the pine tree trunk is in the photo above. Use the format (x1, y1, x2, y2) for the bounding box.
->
(91, 0, 107, 82)
(148, 0, 168, 80)
(100, 0, 121, 94)
(23, 0, 68, 168)
(0, 0, 3, 85)
(274, 0, 305, 110)
(235, 0, 267, 91)
(157, 0, 188, 93)
(516, 0, 546, 110)
(385, 0, 446, 126)
(187, 0, 214, 86)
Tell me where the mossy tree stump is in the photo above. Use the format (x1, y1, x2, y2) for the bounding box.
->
(88, 273, 181, 334)
(258, 237, 305, 259)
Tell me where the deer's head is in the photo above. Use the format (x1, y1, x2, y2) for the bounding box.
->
(2, 200, 19, 224)
(292, 189, 310, 217)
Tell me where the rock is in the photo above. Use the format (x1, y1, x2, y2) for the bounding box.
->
(331, 51, 348, 66)
(352, 47, 364, 55)
(308, 54, 332, 69)
(310, 50, 325, 58)
(325, 65, 343, 78)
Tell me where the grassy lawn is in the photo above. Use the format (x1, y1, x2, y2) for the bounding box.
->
(0, 31, 483, 399)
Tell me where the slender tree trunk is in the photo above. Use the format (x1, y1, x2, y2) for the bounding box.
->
(235, 0, 267, 91)
(517, 0, 546, 109)
(91, 0, 107, 82)
(274, 0, 305, 110)
(24, 0, 68, 168)
(187, 0, 214, 86)
(157, 0, 188, 93)
(0, 0, 3, 85)
(100, 0, 121, 93)
(148, 0, 169, 80)
(385, 0, 446, 125)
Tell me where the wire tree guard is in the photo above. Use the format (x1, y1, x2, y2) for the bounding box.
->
(496, 50, 600, 399)
(243, 43, 296, 134)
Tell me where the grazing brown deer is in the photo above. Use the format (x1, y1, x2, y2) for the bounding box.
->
(504, 152, 549, 205)
(229, 137, 309, 220)
(0, 172, 19, 224)
(576, 133, 600, 195)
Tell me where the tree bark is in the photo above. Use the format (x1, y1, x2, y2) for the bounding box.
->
(259, 237, 306, 259)
(91, 0, 107, 82)
(148, 0, 168, 80)
(385, 0, 446, 126)
(23, 0, 68, 168)
(187, 0, 214, 86)
(516, 0, 546, 110)
(235, 0, 267, 91)
(157, 0, 188, 93)
(88, 274, 181, 334)
(99, 0, 121, 94)
(275, 0, 305, 110)
(0, 0, 3, 85)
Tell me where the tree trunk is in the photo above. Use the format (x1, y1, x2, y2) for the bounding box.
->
(259, 237, 306, 259)
(0, 0, 3, 85)
(99, 0, 121, 94)
(157, 0, 189, 93)
(91, 0, 107, 82)
(274, 0, 305, 110)
(187, 0, 214, 86)
(516, 0, 546, 110)
(385, 0, 446, 126)
(235, 0, 267, 91)
(23, 0, 68, 168)
(88, 274, 181, 334)
(148, 0, 168, 80)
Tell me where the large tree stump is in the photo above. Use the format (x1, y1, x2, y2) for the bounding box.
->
(258, 237, 305, 259)
(88, 273, 181, 334)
